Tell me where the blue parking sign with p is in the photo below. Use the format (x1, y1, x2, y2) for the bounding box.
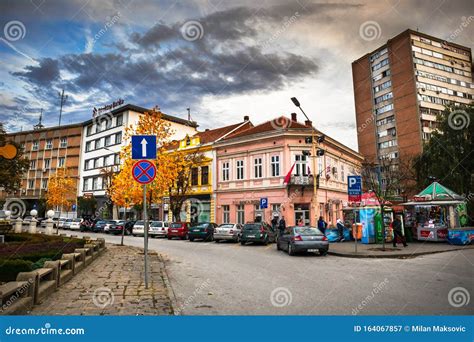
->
(132, 135, 157, 160)
(260, 198, 268, 209)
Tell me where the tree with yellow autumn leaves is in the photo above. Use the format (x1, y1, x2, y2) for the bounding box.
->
(45, 167, 75, 212)
(110, 107, 195, 214)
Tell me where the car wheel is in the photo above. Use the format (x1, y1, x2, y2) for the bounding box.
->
(240, 240, 245, 245)
(167, 236, 171, 240)
(319, 249, 328, 256)
(288, 243, 295, 256)
(263, 237, 269, 245)
(277, 241, 281, 250)
(215, 239, 219, 243)
(189, 237, 194, 242)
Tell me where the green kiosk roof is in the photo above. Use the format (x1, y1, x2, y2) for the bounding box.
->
(416, 182, 463, 201)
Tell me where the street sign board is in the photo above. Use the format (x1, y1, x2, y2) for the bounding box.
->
(348, 175, 362, 202)
(132, 135, 157, 160)
(132, 160, 157, 185)
(260, 197, 268, 209)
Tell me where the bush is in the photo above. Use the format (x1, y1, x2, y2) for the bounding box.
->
(0, 259, 33, 282)
(0, 233, 85, 280)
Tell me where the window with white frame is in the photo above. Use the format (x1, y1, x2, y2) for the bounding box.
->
(115, 132, 122, 144)
(32, 141, 38, 151)
(236, 160, 244, 180)
(237, 204, 245, 224)
(295, 155, 308, 176)
(46, 139, 53, 149)
(116, 114, 123, 126)
(254, 157, 263, 178)
(30, 160, 36, 169)
(28, 179, 34, 189)
(271, 155, 280, 177)
(105, 135, 111, 146)
(41, 179, 48, 189)
(58, 157, 65, 168)
(60, 137, 67, 148)
(341, 164, 345, 182)
(223, 205, 230, 223)
(86, 141, 92, 152)
(44, 159, 51, 169)
(222, 162, 230, 181)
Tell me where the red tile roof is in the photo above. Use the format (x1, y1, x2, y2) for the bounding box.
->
(224, 116, 311, 140)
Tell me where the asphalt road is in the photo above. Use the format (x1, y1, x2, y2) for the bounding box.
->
(59, 229, 473, 315)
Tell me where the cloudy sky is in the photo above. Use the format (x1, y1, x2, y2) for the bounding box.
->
(0, 0, 472, 150)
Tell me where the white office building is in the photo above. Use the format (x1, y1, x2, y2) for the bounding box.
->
(78, 103, 198, 217)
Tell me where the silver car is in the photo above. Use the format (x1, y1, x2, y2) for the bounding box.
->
(277, 226, 329, 256)
(214, 223, 242, 243)
(149, 221, 169, 238)
(63, 218, 73, 230)
(132, 220, 145, 236)
(103, 220, 118, 233)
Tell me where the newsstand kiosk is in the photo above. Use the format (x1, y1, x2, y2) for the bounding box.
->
(402, 182, 473, 244)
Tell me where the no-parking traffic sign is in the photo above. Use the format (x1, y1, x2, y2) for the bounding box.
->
(132, 160, 156, 184)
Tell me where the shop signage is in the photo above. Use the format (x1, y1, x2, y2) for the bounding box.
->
(413, 195, 431, 202)
(92, 98, 124, 117)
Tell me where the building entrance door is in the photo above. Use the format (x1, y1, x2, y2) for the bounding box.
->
(294, 204, 310, 226)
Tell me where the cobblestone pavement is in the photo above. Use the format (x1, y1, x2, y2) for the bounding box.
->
(30, 245, 174, 315)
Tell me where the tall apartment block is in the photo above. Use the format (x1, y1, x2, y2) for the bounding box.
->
(352, 29, 473, 165)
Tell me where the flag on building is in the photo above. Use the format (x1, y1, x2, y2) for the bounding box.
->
(284, 162, 296, 184)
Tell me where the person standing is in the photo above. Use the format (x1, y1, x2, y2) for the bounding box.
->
(336, 219, 345, 242)
(392, 216, 407, 247)
(271, 215, 279, 232)
(317, 216, 327, 234)
(278, 216, 286, 238)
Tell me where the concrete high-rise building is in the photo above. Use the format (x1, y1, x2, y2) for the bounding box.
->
(352, 29, 472, 166)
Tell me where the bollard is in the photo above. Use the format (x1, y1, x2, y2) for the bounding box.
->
(14, 217, 23, 233)
(45, 210, 55, 235)
(29, 218, 37, 234)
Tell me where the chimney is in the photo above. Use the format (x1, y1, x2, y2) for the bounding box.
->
(244, 115, 249, 121)
(291, 113, 297, 122)
(305, 120, 312, 127)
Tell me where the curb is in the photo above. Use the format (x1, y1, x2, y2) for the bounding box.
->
(327, 246, 472, 259)
(159, 254, 181, 316)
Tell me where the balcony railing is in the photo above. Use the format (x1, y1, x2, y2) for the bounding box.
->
(289, 175, 314, 186)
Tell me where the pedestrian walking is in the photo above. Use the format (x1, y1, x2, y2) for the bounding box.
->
(317, 216, 327, 235)
(278, 216, 286, 238)
(392, 216, 407, 247)
(336, 219, 345, 242)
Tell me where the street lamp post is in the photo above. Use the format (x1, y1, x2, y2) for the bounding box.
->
(291, 97, 319, 226)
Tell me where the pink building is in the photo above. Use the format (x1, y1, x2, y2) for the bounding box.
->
(214, 113, 364, 227)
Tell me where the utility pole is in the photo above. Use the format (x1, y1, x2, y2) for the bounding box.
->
(58, 89, 68, 126)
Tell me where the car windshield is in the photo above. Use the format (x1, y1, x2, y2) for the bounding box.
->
(135, 221, 144, 225)
(170, 223, 184, 228)
(97, 221, 106, 224)
(150, 222, 162, 227)
(106, 220, 116, 224)
(73, 219, 82, 222)
(66, 219, 73, 222)
(193, 223, 209, 228)
(117, 221, 125, 224)
(219, 224, 234, 228)
(243, 224, 260, 230)
(293, 227, 322, 235)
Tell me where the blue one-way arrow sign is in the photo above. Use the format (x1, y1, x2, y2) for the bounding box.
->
(132, 135, 157, 160)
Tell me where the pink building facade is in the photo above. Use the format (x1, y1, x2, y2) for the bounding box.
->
(214, 114, 364, 227)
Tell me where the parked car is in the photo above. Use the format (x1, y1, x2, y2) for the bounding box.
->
(62, 218, 73, 230)
(277, 226, 329, 256)
(214, 223, 242, 243)
(93, 220, 107, 233)
(240, 222, 276, 245)
(188, 223, 217, 242)
(167, 222, 190, 240)
(22, 215, 40, 226)
(80, 218, 96, 232)
(40, 217, 61, 228)
(132, 220, 145, 236)
(57, 218, 68, 229)
(109, 220, 135, 235)
(69, 218, 83, 231)
(149, 221, 169, 238)
(103, 220, 119, 234)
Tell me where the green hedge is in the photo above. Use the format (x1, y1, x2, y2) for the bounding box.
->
(0, 259, 34, 282)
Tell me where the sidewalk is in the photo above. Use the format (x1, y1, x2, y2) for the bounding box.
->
(328, 240, 473, 258)
(30, 245, 174, 315)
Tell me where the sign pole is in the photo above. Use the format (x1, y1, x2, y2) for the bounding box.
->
(143, 184, 149, 289)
